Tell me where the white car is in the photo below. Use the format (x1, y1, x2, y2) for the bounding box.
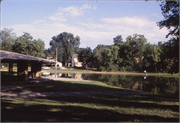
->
(42, 72, 50, 76)
(42, 66, 50, 70)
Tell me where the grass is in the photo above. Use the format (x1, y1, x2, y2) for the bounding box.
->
(1, 79, 179, 122)
(1, 94, 179, 122)
(42, 68, 179, 77)
(1, 80, 125, 92)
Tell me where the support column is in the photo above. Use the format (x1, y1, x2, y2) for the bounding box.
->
(31, 62, 42, 79)
(8, 62, 13, 76)
(17, 61, 28, 81)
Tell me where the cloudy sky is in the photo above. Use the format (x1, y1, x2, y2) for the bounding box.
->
(2, 0, 170, 50)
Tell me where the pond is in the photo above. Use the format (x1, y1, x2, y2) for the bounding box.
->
(42, 72, 179, 97)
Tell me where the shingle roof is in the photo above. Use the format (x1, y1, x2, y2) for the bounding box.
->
(0, 50, 56, 64)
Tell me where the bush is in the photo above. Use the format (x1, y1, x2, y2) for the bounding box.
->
(99, 66, 107, 71)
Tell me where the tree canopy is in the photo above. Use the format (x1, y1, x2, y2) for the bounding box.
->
(12, 32, 45, 58)
(49, 32, 80, 65)
(0, 28, 16, 51)
(157, 1, 179, 38)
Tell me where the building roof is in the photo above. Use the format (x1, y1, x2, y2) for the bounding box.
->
(0, 50, 56, 64)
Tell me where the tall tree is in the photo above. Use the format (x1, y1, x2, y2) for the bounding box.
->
(50, 32, 80, 66)
(157, 1, 179, 74)
(0, 28, 16, 51)
(13, 32, 45, 58)
(151, 45, 161, 73)
(93, 44, 108, 68)
(125, 34, 147, 71)
(113, 35, 123, 45)
(157, 1, 179, 38)
(78, 47, 93, 68)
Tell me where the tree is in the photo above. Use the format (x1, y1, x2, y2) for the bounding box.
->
(0, 28, 16, 51)
(157, 1, 179, 74)
(151, 45, 161, 73)
(159, 38, 179, 74)
(125, 34, 147, 71)
(118, 42, 135, 71)
(78, 47, 93, 68)
(93, 44, 108, 68)
(13, 32, 45, 58)
(113, 35, 123, 45)
(44, 48, 54, 59)
(157, 1, 179, 38)
(105, 45, 120, 71)
(49, 32, 80, 66)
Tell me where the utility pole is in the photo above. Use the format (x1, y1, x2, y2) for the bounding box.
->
(56, 47, 57, 69)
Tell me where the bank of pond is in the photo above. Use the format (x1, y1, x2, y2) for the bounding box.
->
(42, 72, 179, 97)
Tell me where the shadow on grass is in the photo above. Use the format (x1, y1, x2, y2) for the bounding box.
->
(1, 79, 179, 122)
(2, 80, 125, 92)
(45, 95, 179, 112)
(1, 94, 179, 122)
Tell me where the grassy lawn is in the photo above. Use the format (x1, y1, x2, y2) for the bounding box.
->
(1, 80, 125, 92)
(1, 79, 179, 122)
(1, 94, 179, 122)
(42, 68, 179, 77)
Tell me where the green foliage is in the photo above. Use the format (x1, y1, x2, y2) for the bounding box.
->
(49, 32, 80, 66)
(0, 28, 16, 51)
(151, 45, 161, 63)
(113, 35, 123, 45)
(12, 32, 45, 58)
(93, 45, 120, 71)
(157, 1, 179, 38)
(78, 47, 93, 68)
(156, 1, 179, 74)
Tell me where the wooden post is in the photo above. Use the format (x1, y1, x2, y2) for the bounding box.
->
(31, 62, 42, 79)
(8, 62, 13, 76)
(17, 61, 28, 81)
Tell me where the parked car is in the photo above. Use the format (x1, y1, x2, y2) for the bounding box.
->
(42, 66, 50, 70)
(42, 72, 50, 76)
(50, 73, 62, 77)
(86, 68, 92, 70)
(53, 67, 60, 70)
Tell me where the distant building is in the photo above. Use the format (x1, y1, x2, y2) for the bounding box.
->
(71, 54, 82, 67)
(46, 57, 62, 67)
(56, 62, 62, 67)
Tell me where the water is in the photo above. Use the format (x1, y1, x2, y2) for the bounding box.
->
(42, 72, 179, 97)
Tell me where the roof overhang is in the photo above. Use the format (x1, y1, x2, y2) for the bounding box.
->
(0, 50, 56, 64)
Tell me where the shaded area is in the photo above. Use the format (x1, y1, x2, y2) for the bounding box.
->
(1, 77, 179, 122)
(1, 111, 96, 122)
(79, 73, 179, 97)
(0, 50, 55, 81)
(0, 91, 149, 98)
(1, 94, 179, 122)
(1, 80, 125, 92)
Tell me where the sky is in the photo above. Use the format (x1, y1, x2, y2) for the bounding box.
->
(1, 0, 170, 50)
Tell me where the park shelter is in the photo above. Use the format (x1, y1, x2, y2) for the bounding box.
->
(0, 50, 56, 81)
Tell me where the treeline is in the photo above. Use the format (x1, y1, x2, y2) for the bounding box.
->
(77, 1, 179, 74)
(77, 34, 178, 74)
(0, 28, 45, 58)
(0, 1, 178, 74)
